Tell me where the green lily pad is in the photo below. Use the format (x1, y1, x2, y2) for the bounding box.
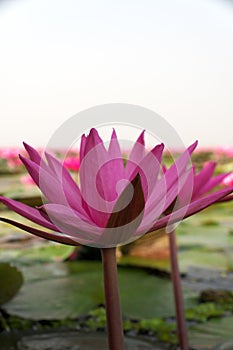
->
(189, 316, 233, 348)
(2, 262, 197, 320)
(0, 263, 23, 305)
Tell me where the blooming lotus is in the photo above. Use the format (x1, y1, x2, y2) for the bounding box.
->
(216, 145, 233, 158)
(0, 129, 232, 248)
(222, 172, 233, 187)
(1, 128, 233, 350)
(20, 174, 36, 185)
(63, 156, 80, 172)
(0, 146, 23, 170)
(170, 161, 231, 211)
(163, 160, 233, 350)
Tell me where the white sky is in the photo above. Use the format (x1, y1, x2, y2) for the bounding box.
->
(0, 0, 233, 148)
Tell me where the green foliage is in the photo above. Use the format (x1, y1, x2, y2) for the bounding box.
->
(201, 219, 219, 226)
(139, 318, 164, 332)
(185, 302, 225, 322)
(138, 318, 177, 344)
(85, 307, 106, 330)
(189, 316, 233, 348)
(0, 263, 23, 305)
(6, 315, 31, 330)
(200, 289, 233, 304)
(3, 262, 198, 320)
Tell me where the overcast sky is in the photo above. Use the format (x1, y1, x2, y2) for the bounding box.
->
(0, 0, 233, 148)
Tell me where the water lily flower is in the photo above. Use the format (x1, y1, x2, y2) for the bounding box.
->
(1, 131, 232, 247)
(1, 129, 233, 350)
(163, 161, 232, 350)
(20, 174, 36, 186)
(63, 156, 80, 172)
(222, 172, 233, 187)
(215, 145, 233, 158)
(0, 147, 23, 170)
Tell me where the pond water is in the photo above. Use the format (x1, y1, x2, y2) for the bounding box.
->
(0, 331, 165, 350)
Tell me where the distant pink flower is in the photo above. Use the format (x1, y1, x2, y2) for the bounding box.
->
(0, 129, 232, 248)
(215, 145, 233, 158)
(20, 174, 36, 186)
(0, 147, 21, 159)
(222, 173, 233, 187)
(0, 147, 24, 170)
(7, 158, 22, 169)
(63, 156, 80, 172)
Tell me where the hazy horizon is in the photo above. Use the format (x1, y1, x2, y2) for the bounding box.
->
(1, 0, 233, 148)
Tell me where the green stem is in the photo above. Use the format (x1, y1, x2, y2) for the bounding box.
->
(169, 229, 189, 350)
(101, 247, 125, 350)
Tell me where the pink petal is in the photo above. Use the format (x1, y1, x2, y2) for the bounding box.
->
(125, 131, 145, 178)
(20, 155, 90, 221)
(128, 143, 164, 200)
(79, 129, 114, 226)
(138, 168, 192, 233)
(199, 172, 232, 196)
(144, 141, 198, 219)
(0, 196, 57, 230)
(193, 161, 216, 198)
(79, 134, 87, 164)
(94, 129, 126, 202)
(218, 194, 233, 202)
(23, 142, 47, 168)
(107, 129, 124, 179)
(0, 217, 78, 246)
(44, 152, 90, 220)
(41, 204, 103, 244)
(97, 173, 145, 247)
(176, 167, 195, 208)
(146, 185, 233, 233)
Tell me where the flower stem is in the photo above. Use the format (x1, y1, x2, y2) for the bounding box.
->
(101, 247, 125, 350)
(169, 229, 189, 350)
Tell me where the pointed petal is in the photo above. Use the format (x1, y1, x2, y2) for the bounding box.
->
(19, 154, 40, 185)
(177, 167, 195, 207)
(0, 196, 56, 230)
(83, 128, 107, 156)
(198, 172, 232, 197)
(146, 185, 233, 233)
(128, 143, 164, 200)
(44, 152, 90, 219)
(125, 131, 146, 178)
(98, 173, 145, 247)
(193, 161, 216, 198)
(79, 129, 113, 226)
(41, 203, 103, 244)
(144, 141, 198, 219)
(0, 217, 78, 246)
(107, 129, 124, 178)
(23, 142, 47, 168)
(19, 155, 89, 220)
(218, 194, 233, 202)
(138, 168, 192, 233)
(79, 134, 87, 164)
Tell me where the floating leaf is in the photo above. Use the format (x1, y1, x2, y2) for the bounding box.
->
(0, 263, 23, 305)
(2, 262, 197, 320)
(189, 316, 233, 348)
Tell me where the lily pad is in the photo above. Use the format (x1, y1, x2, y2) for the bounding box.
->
(189, 316, 233, 348)
(0, 263, 23, 305)
(0, 331, 159, 350)
(2, 262, 197, 320)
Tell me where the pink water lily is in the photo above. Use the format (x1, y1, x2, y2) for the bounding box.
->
(163, 160, 232, 350)
(1, 129, 233, 350)
(63, 156, 80, 172)
(20, 174, 36, 185)
(0, 129, 233, 248)
(222, 172, 233, 187)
